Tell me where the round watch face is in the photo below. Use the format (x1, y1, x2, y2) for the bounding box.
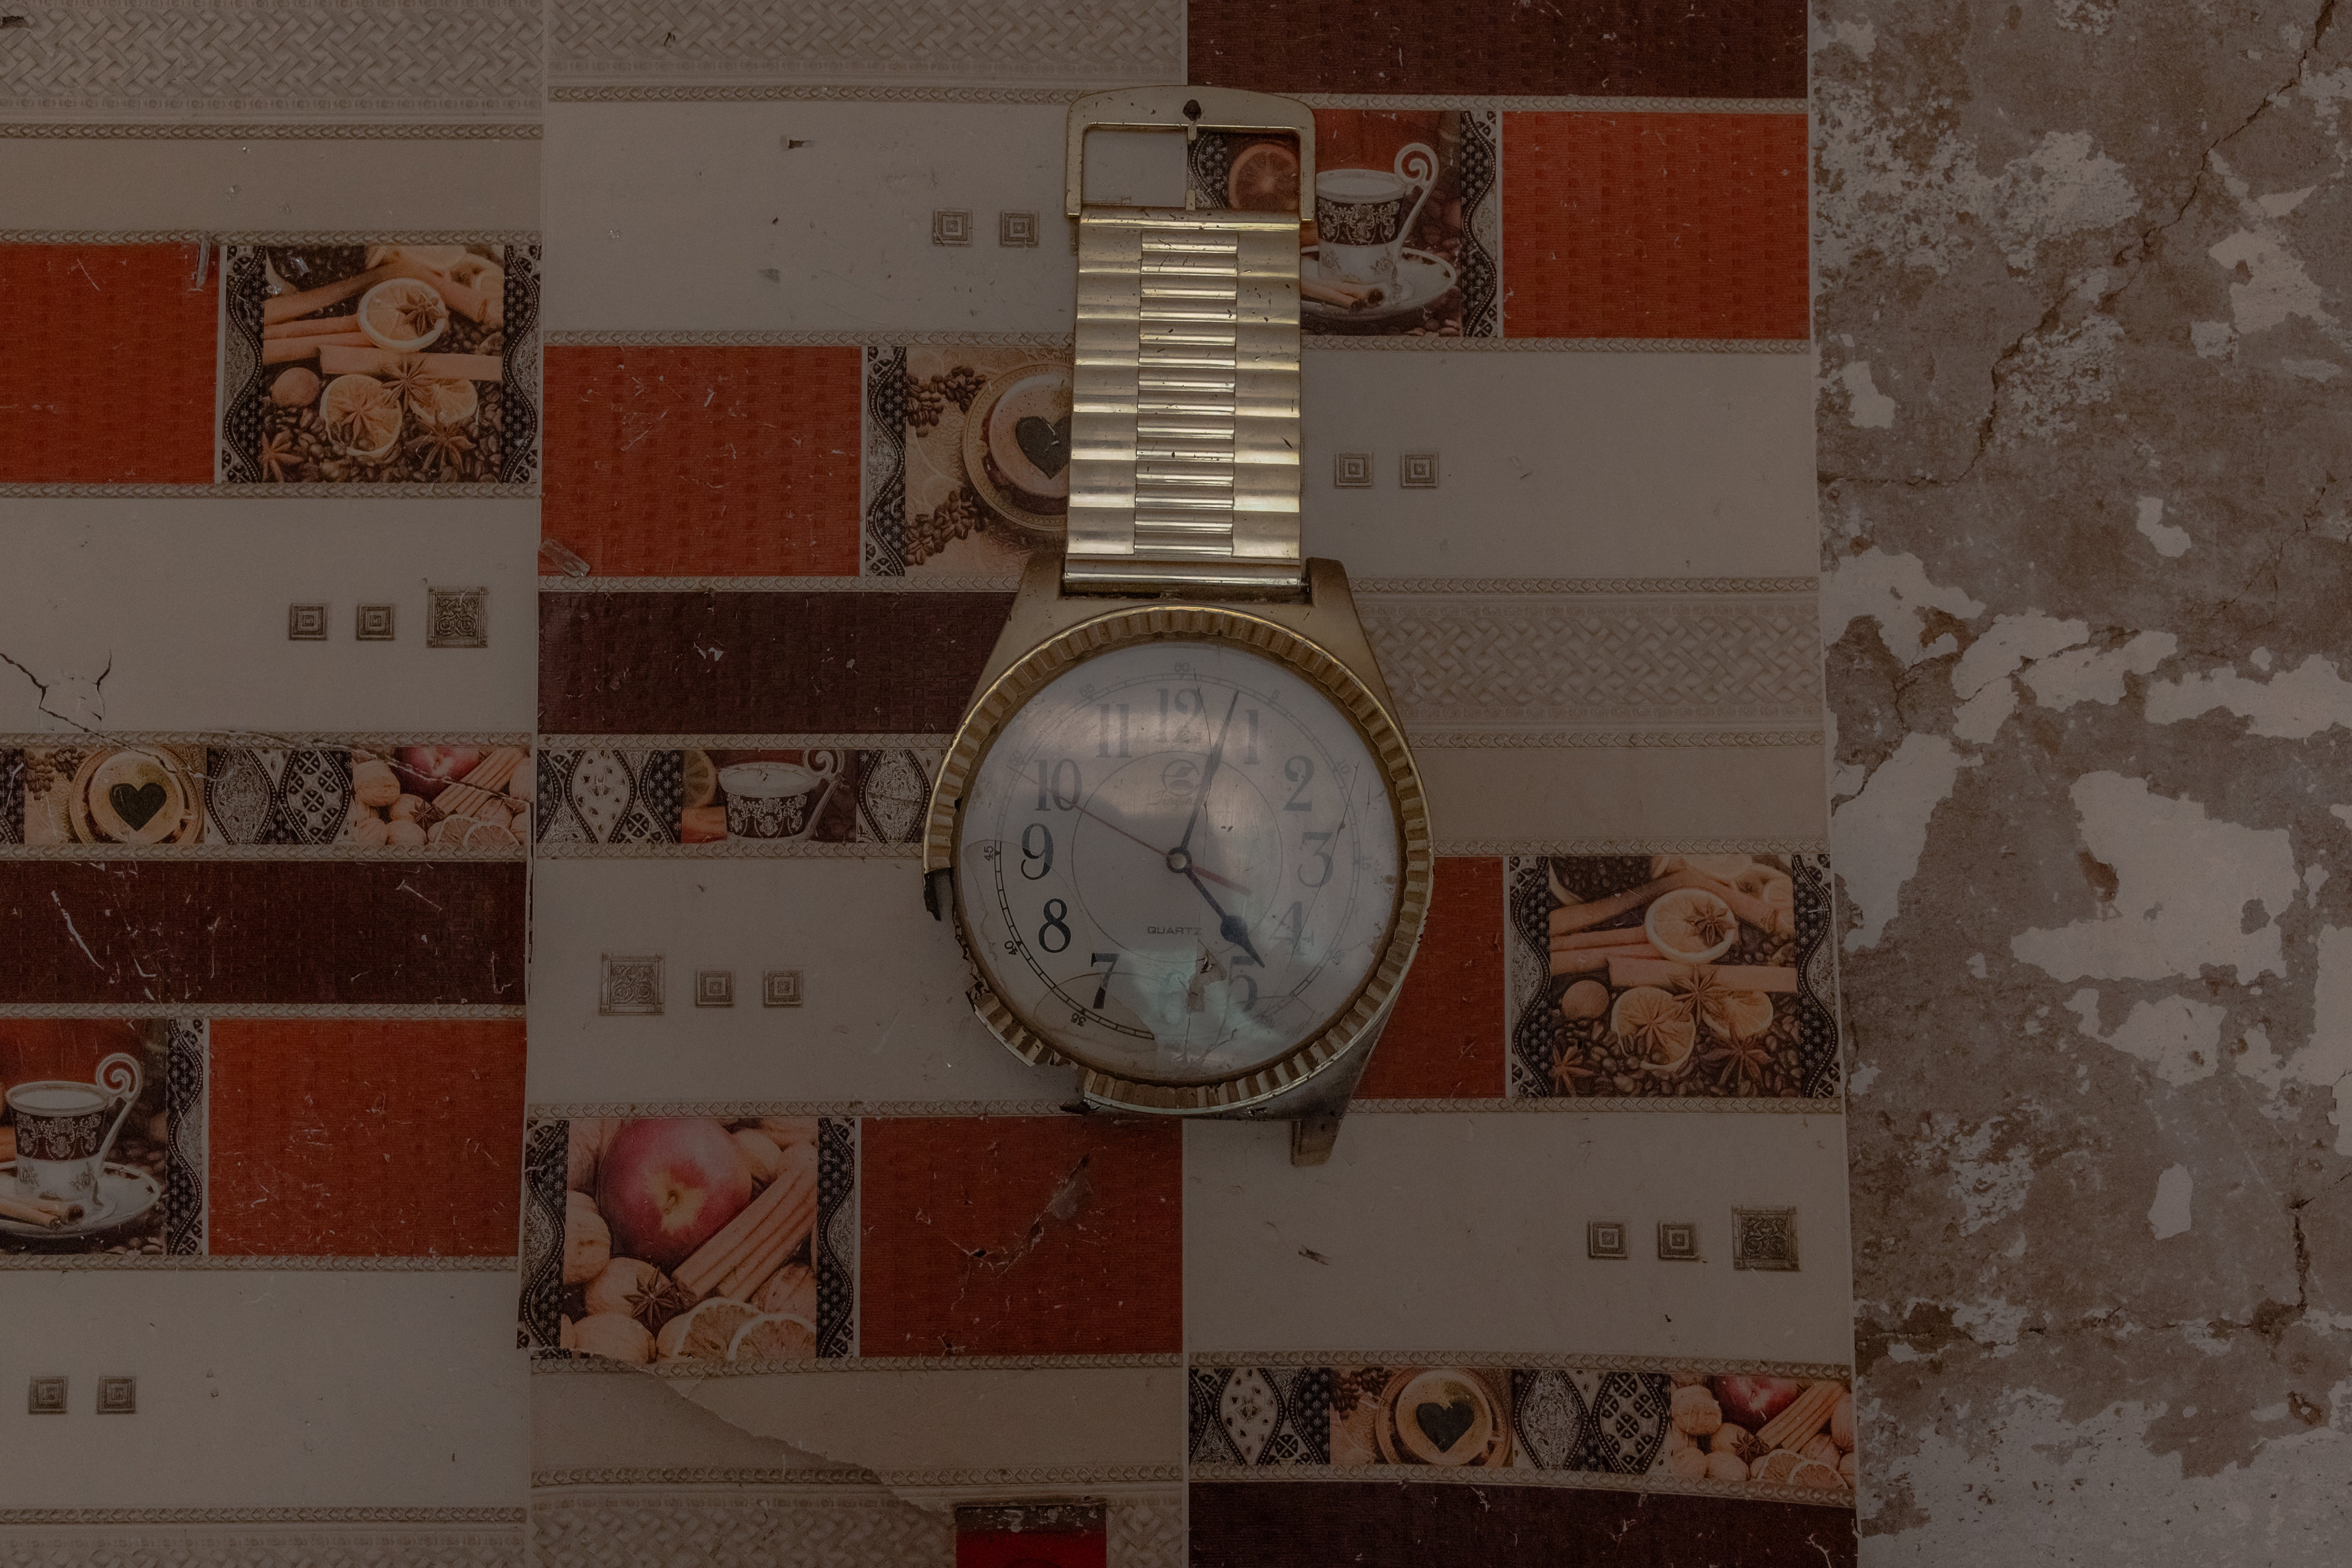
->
(953, 634, 1405, 1087)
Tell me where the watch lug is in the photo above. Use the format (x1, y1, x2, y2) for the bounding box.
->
(1290, 1111, 1345, 1167)
(922, 867, 954, 922)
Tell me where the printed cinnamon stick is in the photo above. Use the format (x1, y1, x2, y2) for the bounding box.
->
(1548, 869, 1776, 938)
(674, 1146, 818, 1299)
(1300, 277, 1386, 310)
(1604, 958, 1799, 994)
(1548, 943, 1659, 977)
(263, 314, 364, 341)
(386, 258, 489, 322)
(0, 1193, 71, 1227)
(263, 333, 371, 365)
(716, 1184, 818, 1301)
(318, 346, 500, 382)
(262, 262, 400, 326)
(1549, 926, 1652, 952)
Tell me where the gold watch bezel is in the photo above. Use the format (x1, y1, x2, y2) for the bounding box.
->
(923, 602, 1433, 1115)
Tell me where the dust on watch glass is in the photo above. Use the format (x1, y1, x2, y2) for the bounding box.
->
(957, 635, 1402, 1086)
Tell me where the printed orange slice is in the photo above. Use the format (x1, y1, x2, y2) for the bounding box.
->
(1226, 139, 1301, 213)
(1645, 887, 1738, 965)
(1611, 986, 1696, 1071)
(726, 1312, 816, 1364)
(654, 1297, 761, 1362)
(318, 374, 403, 462)
(358, 276, 449, 353)
(409, 374, 478, 430)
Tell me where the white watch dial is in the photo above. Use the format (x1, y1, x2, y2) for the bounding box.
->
(955, 637, 1403, 1085)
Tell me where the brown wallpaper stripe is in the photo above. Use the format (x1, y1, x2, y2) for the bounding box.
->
(1188, 1482, 1856, 1567)
(538, 591, 1013, 735)
(0, 861, 525, 1007)
(1187, 0, 1806, 100)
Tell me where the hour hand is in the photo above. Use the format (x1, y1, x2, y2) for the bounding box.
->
(1183, 867, 1265, 967)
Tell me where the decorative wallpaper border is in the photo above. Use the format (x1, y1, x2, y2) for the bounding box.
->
(0, 122, 544, 140)
(539, 328, 1808, 355)
(531, 574, 1821, 595)
(536, 574, 1019, 593)
(2, 737, 534, 856)
(1413, 731, 1824, 749)
(528, 1100, 1073, 1119)
(1190, 1351, 1849, 1377)
(544, 85, 1807, 114)
(1352, 1096, 1839, 1115)
(546, 0, 1180, 86)
(1191, 1358, 1856, 1505)
(0, 1509, 527, 1527)
(1437, 839, 1829, 856)
(0, 0, 543, 117)
(0, 1254, 519, 1272)
(0, 1003, 527, 1019)
(0, 483, 534, 499)
(537, 733, 947, 750)
(1184, 1462, 1853, 1506)
(531, 1352, 1184, 1376)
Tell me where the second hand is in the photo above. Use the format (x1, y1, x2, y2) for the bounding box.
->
(1070, 799, 1252, 895)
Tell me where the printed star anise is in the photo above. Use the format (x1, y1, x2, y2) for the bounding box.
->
(1705, 1033, 1774, 1095)
(1689, 906, 1736, 948)
(379, 355, 432, 405)
(1550, 1045, 1597, 1096)
(397, 294, 446, 338)
(258, 428, 298, 483)
(1673, 967, 1734, 1037)
(407, 422, 476, 480)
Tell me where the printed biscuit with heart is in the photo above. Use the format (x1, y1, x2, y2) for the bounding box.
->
(982, 368, 1072, 513)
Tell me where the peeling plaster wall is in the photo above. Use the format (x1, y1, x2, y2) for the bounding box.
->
(1817, 1, 2352, 1559)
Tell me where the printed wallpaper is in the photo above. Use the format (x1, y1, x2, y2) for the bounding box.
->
(0, 3, 1841, 1565)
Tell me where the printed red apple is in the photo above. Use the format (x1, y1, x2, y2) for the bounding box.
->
(1713, 1374, 1808, 1432)
(392, 744, 483, 800)
(595, 1118, 754, 1271)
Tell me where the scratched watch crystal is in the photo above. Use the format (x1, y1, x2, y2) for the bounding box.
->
(954, 638, 1402, 1085)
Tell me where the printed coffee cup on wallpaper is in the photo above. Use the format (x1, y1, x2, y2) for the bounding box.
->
(718, 754, 840, 841)
(8, 1052, 142, 1216)
(1313, 144, 1437, 286)
(1382, 1368, 1508, 1467)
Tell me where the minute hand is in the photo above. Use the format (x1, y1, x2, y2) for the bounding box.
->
(1176, 689, 1245, 860)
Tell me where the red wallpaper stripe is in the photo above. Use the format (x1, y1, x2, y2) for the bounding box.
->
(208, 1020, 526, 1257)
(859, 1116, 1182, 1357)
(543, 345, 865, 577)
(0, 861, 525, 1007)
(1357, 857, 1506, 1100)
(0, 245, 217, 484)
(538, 590, 1012, 735)
(1503, 113, 1811, 342)
(1188, 0, 1807, 100)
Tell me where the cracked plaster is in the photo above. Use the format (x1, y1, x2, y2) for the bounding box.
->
(1818, 0, 2352, 1558)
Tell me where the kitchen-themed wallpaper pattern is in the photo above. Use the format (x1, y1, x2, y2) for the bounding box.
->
(1189, 1359, 1857, 1501)
(5, 3, 1838, 1565)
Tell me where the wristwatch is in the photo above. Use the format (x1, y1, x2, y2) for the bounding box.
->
(922, 86, 1431, 1165)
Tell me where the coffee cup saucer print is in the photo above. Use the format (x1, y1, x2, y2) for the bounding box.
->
(1184, 108, 1499, 339)
(0, 1023, 190, 1258)
(16, 743, 207, 846)
(896, 345, 1072, 573)
(220, 242, 539, 486)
